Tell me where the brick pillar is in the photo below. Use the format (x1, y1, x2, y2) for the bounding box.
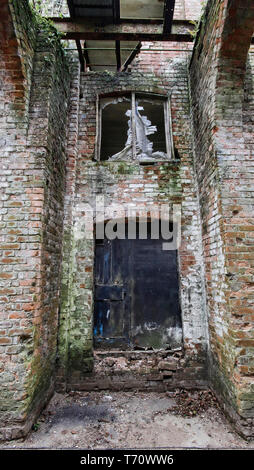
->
(190, 0, 254, 437)
(0, 0, 70, 440)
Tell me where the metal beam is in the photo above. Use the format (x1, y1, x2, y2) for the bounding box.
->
(51, 17, 194, 28)
(53, 19, 193, 42)
(67, 0, 75, 18)
(163, 0, 176, 34)
(67, 1, 86, 71)
(73, 4, 112, 8)
(60, 31, 192, 42)
(75, 39, 85, 72)
(121, 42, 142, 72)
(115, 40, 121, 71)
(83, 40, 90, 71)
(113, 0, 120, 24)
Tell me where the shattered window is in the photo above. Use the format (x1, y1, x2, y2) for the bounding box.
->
(98, 93, 173, 162)
(135, 96, 167, 160)
(100, 96, 132, 161)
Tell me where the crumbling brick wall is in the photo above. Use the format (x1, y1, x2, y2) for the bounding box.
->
(57, 42, 209, 391)
(190, 0, 254, 437)
(1, 0, 253, 442)
(0, 0, 70, 440)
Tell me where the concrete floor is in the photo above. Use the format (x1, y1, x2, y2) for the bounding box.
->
(1, 390, 254, 450)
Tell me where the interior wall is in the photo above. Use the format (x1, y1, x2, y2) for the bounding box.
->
(4, 0, 254, 441)
(190, 0, 254, 438)
(0, 0, 70, 440)
(57, 44, 209, 391)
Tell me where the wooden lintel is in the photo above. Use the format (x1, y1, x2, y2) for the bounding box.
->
(53, 19, 193, 42)
(163, 0, 176, 34)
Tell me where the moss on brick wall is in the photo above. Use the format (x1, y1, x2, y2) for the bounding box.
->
(57, 51, 209, 390)
(190, 0, 254, 437)
(0, 0, 70, 440)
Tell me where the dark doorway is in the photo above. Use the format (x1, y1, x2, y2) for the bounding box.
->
(94, 222, 182, 350)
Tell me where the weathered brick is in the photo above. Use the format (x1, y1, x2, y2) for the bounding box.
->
(190, 0, 254, 438)
(1, 0, 254, 444)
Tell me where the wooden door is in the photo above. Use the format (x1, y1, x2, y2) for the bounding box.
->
(94, 225, 182, 350)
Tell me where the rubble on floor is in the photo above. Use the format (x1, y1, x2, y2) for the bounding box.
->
(0, 390, 253, 450)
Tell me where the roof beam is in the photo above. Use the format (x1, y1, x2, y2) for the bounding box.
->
(67, 1, 87, 71)
(163, 0, 176, 34)
(67, 0, 76, 18)
(83, 40, 90, 71)
(113, 0, 120, 24)
(73, 4, 112, 8)
(121, 42, 142, 72)
(75, 39, 85, 72)
(51, 17, 194, 27)
(53, 19, 193, 42)
(115, 39, 121, 71)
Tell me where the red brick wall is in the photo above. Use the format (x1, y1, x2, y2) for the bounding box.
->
(1, 0, 253, 441)
(0, 1, 70, 440)
(190, 0, 254, 437)
(0, 0, 37, 439)
(57, 39, 210, 391)
(184, 0, 204, 20)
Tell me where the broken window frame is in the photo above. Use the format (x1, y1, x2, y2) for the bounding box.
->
(95, 92, 175, 162)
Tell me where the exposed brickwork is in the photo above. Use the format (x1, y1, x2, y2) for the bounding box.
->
(24, 27, 70, 429)
(0, 0, 70, 440)
(0, 0, 36, 118)
(56, 53, 81, 389)
(190, 0, 254, 437)
(28, 0, 69, 17)
(174, 0, 186, 20)
(71, 349, 207, 392)
(0, 0, 37, 440)
(1, 0, 254, 442)
(183, 0, 204, 21)
(57, 44, 209, 391)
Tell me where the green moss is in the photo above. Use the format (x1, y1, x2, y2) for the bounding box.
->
(116, 162, 137, 175)
(32, 9, 64, 43)
(156, 165, 181, 197)
(68, 341, 94, 372)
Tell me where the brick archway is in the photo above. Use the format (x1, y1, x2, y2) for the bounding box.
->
(214, 0, 254, 323)
(214, 1, 254, 428)
(215, 0, 254, 122)
(219, 0, 253, 66)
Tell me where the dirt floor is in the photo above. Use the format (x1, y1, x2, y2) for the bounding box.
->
(1, 389, 254, 450)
